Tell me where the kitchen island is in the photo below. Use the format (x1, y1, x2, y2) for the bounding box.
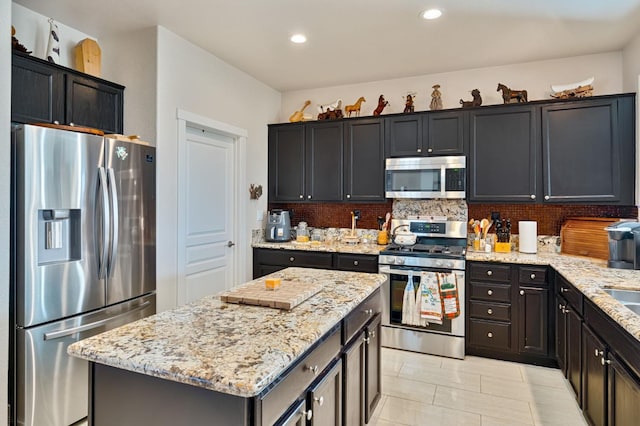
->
(68, 267, 385, 425)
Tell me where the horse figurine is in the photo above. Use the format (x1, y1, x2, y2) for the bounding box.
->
(460, 89, 482, 108)
(317, 99, 342, 114)
(345, 97, 366, 117)
(289, 100, 311, 123)
(497, 83, 528, 103)
(373, 95, 389, 116)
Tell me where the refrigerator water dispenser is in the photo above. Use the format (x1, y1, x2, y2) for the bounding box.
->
(38, 209, 81, 264)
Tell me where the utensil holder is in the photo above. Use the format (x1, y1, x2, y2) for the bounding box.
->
(494, 242, 511, 253)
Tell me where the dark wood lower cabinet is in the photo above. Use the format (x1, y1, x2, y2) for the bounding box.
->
(556, 295, 567, 373)
(517, 285, 548, 356)
(566, 308, 583, 401)
(253, 248, 378, 278)
(364, 315, 381, 423)
(308, 359, 342, 426)
(608, 353, 640, 426)
(582, 324, 607, 426)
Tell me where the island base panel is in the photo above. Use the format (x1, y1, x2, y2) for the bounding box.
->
(90, 363, 252, 426)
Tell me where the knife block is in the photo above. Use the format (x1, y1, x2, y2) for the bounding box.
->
(494, 242, 511, 253)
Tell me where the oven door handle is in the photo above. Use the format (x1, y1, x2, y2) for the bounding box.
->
(379, 265, 461, 276)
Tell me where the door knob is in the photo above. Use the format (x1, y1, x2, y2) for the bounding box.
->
(227, 241, 235, 248)
(314, 396, 324, 406)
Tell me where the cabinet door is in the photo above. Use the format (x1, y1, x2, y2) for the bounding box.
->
(582, 324, 607, 426)
(309, 359, 342, 426)
(517, 286, 548, 356)
(385, 115, 424, 157)
(468, 105, 538, 202)
(541, 99, 621, 204)
(343, 333, 365, 426)
(608, 353, 640, 426)
(364, 314, 382, 423)
(11, 53, 64, 124)
(556, 296, 567, 374)
(268, 125, 306, 202)
(280, 400, 308, 426)
(344, 119, 385, 202)
(567, 308, 583, 403)
(65, 74, 123, 133)
(424, 111, 465, 156)
(305, 122, 344, 201)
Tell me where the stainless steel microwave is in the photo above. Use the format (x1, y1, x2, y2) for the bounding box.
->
(385, 156, 466, 199)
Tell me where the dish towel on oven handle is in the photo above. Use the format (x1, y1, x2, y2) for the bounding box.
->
(419, 271, 443, 324)
(402, 274, 417, 325)
(440, 272, 461, 319)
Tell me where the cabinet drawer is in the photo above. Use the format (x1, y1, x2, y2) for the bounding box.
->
(469, 300, 511, 322)
(468, 319, 511, 351)
(468, 263, 511, 283)
(260, 325, 341, 426)
(556, 275, 583, 315)
(335, 253, 378, 273)
(469, 282, 511, 303)
(256, 249, 333, 269)
(343, 289, 381, 344)
(519, 266, 548, 286)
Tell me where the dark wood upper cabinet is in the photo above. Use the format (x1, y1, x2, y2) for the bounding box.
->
(11, 52, 124, 134)
(424, 110, 465, 156)
(305, 121, 344, 202)
(344, 118, 385, 202)
(268, 124, 306, 202)
(385, 115, 423, 157)
(468, 105, 538, 203)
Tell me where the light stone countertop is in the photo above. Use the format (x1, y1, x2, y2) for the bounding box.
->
(68, 268, 385, 397)
(466, 250, 640, 343)
(253, 240, 385, 255)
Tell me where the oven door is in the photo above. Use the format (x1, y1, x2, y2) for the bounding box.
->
(379, 265, 465, 337)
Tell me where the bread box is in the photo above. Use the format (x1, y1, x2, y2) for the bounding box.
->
(560, 217, 624, 260)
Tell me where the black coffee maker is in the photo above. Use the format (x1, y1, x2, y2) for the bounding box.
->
(605, 220, 640, 269)
(265, 210, 292, 242)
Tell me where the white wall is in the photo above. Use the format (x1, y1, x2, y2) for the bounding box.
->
(155, 26, 281, 311)
(280, 52, 623, 122)
(12, 3, 95, 69)
(2, 0, 12, 417)
(623, 31, 640, 93)
(100, 27, 157, 141)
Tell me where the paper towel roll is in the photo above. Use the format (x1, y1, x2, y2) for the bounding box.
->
(519, 221, 537, 253)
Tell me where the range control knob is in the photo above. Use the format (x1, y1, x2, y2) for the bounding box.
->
(383, 256, 395, 264)
(435, 260, 444, 267)
(395, 257, 405, 265)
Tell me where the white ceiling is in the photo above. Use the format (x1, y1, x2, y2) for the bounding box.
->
(15, 0, 640, 92)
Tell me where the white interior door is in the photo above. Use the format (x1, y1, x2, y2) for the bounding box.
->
(178, 125, 236, 305)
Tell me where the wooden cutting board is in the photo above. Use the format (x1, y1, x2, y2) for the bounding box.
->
(219, 279, 324, 310)
(560, 217, 622, 260)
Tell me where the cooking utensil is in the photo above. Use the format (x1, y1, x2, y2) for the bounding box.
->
(383, 212, 391, 231)
(377, 216, 385, 231)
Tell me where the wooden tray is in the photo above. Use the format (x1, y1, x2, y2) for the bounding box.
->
(561, 217, 622, 260)
(219, 279, 324, 310)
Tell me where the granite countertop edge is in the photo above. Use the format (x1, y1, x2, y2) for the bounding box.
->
(68, 268, 385, 398)
(466, 251, 640, 343)
(252, 241, 385, 255)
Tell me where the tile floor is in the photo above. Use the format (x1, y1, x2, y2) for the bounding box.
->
(368, 348, 587, 426)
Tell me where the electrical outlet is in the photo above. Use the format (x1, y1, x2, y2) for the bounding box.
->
(491, 212, 500, 222)
(354, 210, 361, 221)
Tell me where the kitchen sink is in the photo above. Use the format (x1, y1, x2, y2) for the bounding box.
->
(624, 304, 640, 315)
(603, 288, 640, 304)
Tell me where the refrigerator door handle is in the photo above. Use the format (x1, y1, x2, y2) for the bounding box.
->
(107, 167, 119, 278)
(97, 167, 110, 279)
(43, 301, 151, 340)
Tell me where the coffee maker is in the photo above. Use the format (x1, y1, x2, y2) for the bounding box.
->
(605, 220, 640, 269)
(265, 210, 292, 242)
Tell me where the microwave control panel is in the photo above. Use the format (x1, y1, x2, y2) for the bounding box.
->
(444, 168, 465, 191)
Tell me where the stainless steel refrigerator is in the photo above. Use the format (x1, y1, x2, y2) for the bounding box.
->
(10, 124, 157, 426)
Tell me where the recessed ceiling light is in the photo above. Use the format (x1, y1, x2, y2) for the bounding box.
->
(290, 34, 307, 44)
(422, 8, 442, 20)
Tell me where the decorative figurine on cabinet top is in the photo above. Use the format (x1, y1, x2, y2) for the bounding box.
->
(345, 97, 366, 117)
(289, 100, 311, 122)
(460, 89, 482, 108)
(497, 83, 528, 103)
(373, 95, 389, 116)
(403, 92, 416, 113)
(317, 99, 343, 120)
(46, 18, 60, 64)
(430, 84, 443, 110)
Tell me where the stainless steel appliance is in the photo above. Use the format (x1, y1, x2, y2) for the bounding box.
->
(379, 218, 467, 359)
(265, 209, 292, 242)
(10, 124, 157, 426)
(605, 220, 640, 269)
(385, 155, 466, 199)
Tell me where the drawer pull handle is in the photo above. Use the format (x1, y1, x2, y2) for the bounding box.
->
(302, 409, 313, 421)
(487, 332, 493, 338)
(314, 396, 324, 406)
(487, 309, 493, 315)
(601, 358, 612, 366)
(561, 287, 568, 293)
(487, 270, 493, 276)
(306, 365, 319, 375)
(520, 290, 525, 296)
(354, 260, 359, 266)
(595, 349, 604, 357)
(299, 195, 304, 199)
(368, 330, 376, 339)
(564, 308, 571, 313)
(364, 308, 374, 315)
(364, 337, 371, 344)
(487, 290, 493, 296)
(530, 273, 536, 279)
(289, 257, 295, 262)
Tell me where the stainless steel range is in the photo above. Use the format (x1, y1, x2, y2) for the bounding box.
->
(379, 218, 467, 359)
